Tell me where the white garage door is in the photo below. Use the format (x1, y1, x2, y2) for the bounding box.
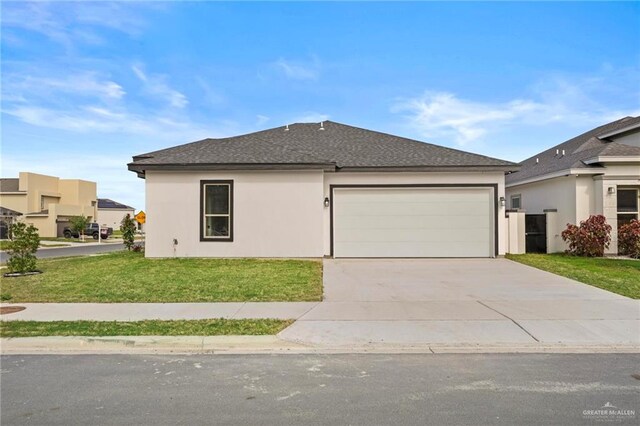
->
(333, 187, 494, 258)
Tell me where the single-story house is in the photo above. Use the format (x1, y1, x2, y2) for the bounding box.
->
(505, 116, 640, 254)
(128, 121, 519, 258)
(97, 198, 136, 230)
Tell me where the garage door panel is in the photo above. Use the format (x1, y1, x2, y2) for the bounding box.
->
(338, 202, 490, 217)
(335, 227, 491, 243)
(333, 187, 493, 258)
(336, 241, 490, 258)
(335, 214, 491, 231)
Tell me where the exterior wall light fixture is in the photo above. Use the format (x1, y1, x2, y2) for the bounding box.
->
(499, 196, 506, 207)
(324, 197, 330, 208)
(608, 186, 616, 195)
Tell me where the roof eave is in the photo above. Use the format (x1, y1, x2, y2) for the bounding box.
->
(583, 155, 640, 165)
(506, 167, 605, 187)
(128, 162, 337, 174)
(597, 122, 640, 139)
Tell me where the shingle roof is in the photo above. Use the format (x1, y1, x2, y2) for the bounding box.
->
(129, 121, 518, 174)
(0, 178, 21, 192)
(98, 198, 134, 210)
(506, 116, 640, 185)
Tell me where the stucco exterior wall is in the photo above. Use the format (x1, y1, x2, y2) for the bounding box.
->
(506, 176, 578, 252)
(145, 170, 507, 258)
(0, 193, 28, 214)
(98, 208, 135, 229)
(145, 170, 325, 258)
(323, 171, 507, 256)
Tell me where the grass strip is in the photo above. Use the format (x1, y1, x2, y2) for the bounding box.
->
(506, 253, 640, 299)
(0, 319, 293, 338)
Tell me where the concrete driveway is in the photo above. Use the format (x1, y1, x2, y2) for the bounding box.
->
(279, 259, 640, 348)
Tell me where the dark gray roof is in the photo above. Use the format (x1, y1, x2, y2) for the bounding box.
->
(129, 121, 518, 175)
(98, 198, 134, 210)
(0, 206, 22, 216)
(506, 116, 640, 185)
(0, 178, 21, 192)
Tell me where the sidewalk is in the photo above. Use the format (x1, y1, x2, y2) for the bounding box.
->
(2, 298, 639, 355)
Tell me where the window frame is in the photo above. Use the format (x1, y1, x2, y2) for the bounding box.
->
(200, 180, 234, 242)
(510, 194, 522, 210)
(617, 188, 639, 226)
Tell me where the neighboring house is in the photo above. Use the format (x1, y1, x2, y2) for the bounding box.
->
(97, 198, 135, 230)
(505, 116, 640, 254)
(128, 121, 518, 258)
(0, 172, 97, 238)
(0, 206, 22, 239)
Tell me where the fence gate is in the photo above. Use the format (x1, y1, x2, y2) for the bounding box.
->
(525, 214, 547, 253)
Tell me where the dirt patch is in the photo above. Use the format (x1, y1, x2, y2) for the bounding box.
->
(0, 306, 26, 315)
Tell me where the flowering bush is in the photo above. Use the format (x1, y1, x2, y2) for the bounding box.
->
(561, 215, 611, 257)
(618, 219, 640, 259)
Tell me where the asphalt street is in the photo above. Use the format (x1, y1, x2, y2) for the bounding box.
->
(1, 354, 639, 425)
(0, 243, 126, 262)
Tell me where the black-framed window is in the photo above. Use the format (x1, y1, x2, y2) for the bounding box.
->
(200, 180, 233, 241)
(511, 194, 521, 209)
(617, 188, 638, 227)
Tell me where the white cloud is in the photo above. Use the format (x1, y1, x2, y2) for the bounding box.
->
(1, 1, 150, 50)
(256, 115, 270, 126)
(7, 73, 125, 100)
(273, 57, 320, 81)
(393, 74, 640, 146)
(132, 64, 188, 109)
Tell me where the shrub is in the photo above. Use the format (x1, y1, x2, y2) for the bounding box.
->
(120, 214, 137, 251)
(618, 219, 640, 259)
(132, 243, 145, 253)
(6, 222, 40, 273)
(561, 215, 611, 257)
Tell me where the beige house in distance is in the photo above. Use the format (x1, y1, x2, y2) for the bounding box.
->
(97, 198, 135, 230)
(505, 116, 640, 254)
(0, 172, 97, 238)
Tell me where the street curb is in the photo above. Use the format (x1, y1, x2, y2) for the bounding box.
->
(2, 336, 639, 355)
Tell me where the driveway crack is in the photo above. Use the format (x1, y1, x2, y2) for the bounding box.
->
(476, 301, 540, 342)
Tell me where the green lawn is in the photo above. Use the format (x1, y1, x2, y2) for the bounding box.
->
(506, 253, 640, 299)
(0, 251, 323, 303)
(0, 319, 292, 337)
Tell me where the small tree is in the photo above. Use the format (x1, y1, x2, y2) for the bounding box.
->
(70, 215, 90, 241)
(561, 215, 611, 257)
(7, 222, 40, 273)
(618, 220, 640, 259)
(120, 214, 137, 251)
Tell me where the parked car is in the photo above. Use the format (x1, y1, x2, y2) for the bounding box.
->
(63, 223, 113, 240)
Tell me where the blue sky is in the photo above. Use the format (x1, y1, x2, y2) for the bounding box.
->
(2, 1, 639, 211)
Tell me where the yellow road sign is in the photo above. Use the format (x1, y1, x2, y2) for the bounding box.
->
(134, 211, 146, 224)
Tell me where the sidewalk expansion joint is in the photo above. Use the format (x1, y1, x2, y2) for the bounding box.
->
(476, 300, 540, 342)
